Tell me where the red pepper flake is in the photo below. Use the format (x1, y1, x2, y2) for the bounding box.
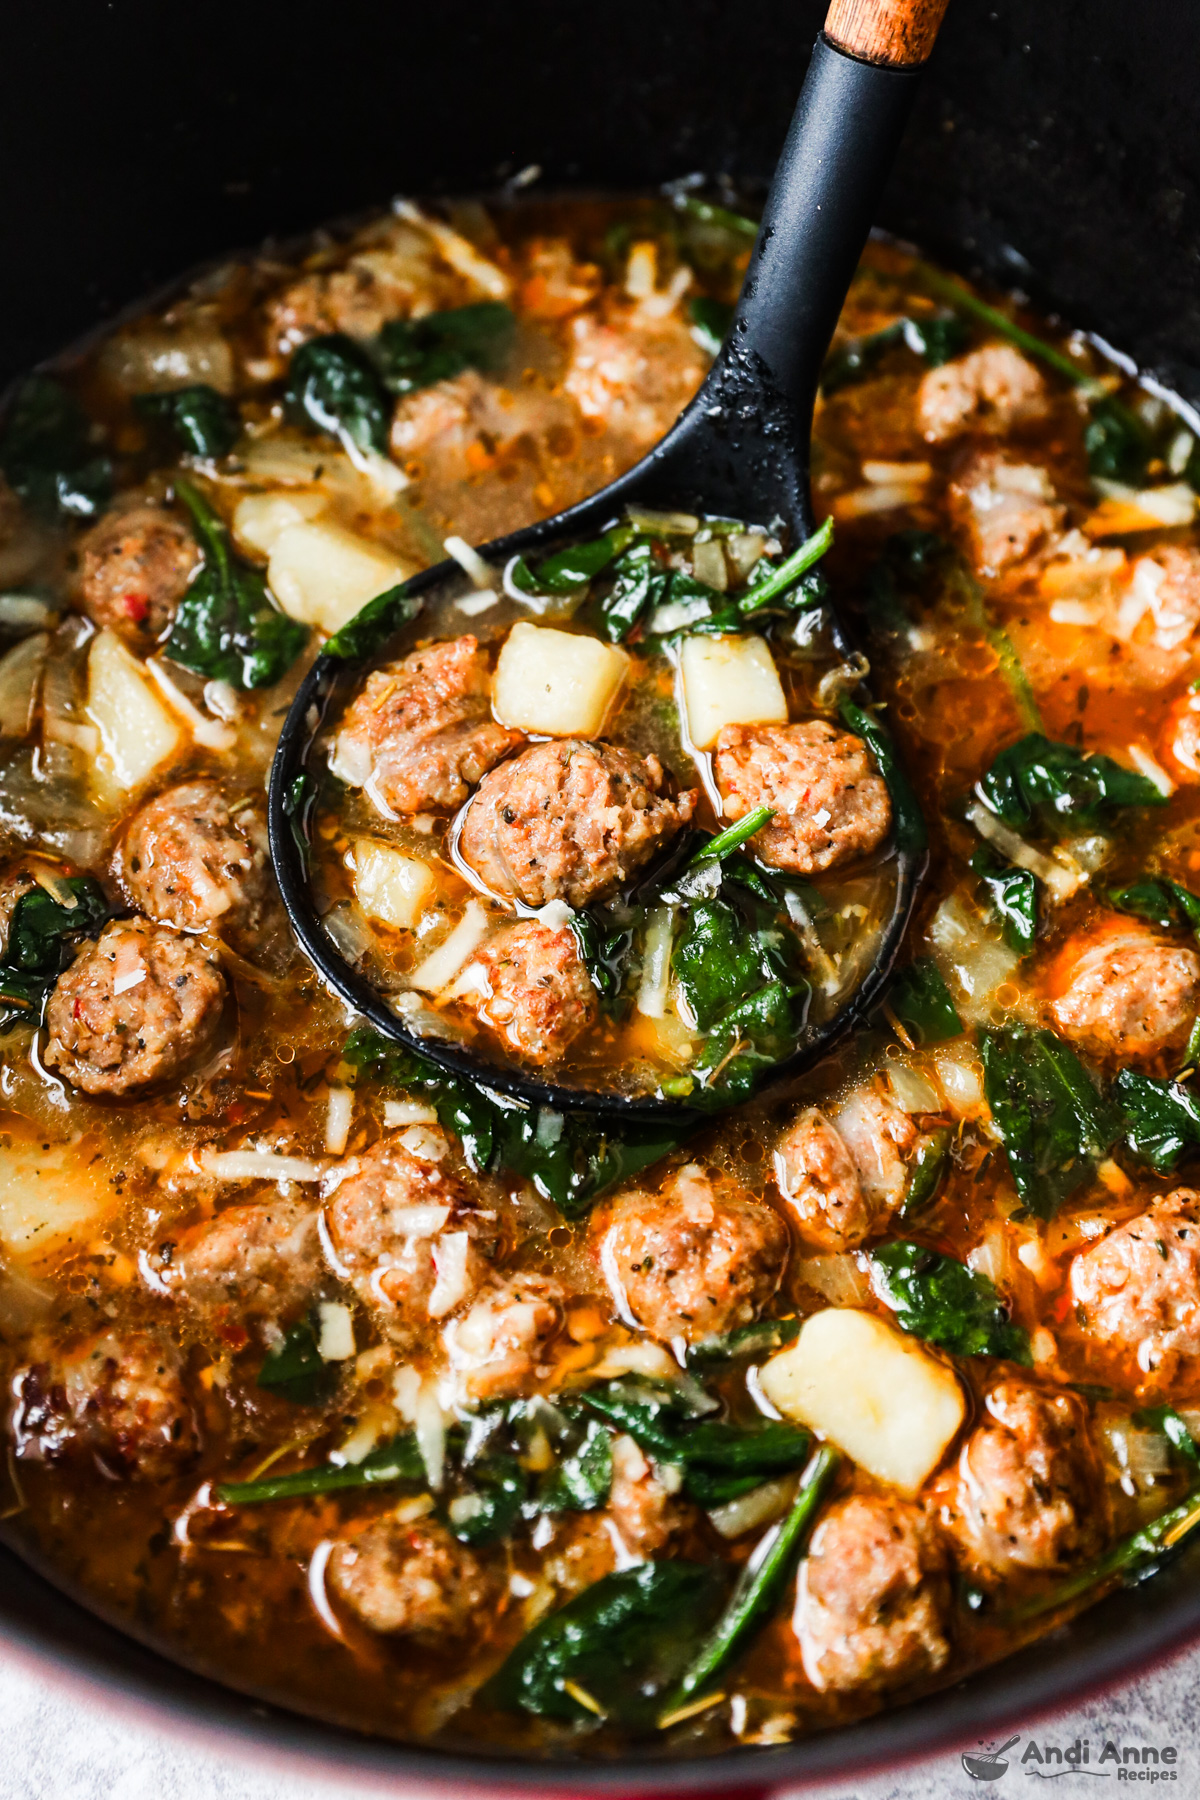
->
(73, 997, 82, 1021)
(1049, 1287, 1074, 1324)
(122, 593, 149, 623)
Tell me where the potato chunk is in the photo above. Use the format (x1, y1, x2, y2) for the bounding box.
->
(268, 520, 413, 635)
(351, 840, 437, 929)
(492, 621, 629, 737)
(232, 491, 327, 558)
(680, 633, 788, 750)
(0, 1133, 117, 1264)
(760, 1308, 964, 1496)
(87, 629, 184, 798)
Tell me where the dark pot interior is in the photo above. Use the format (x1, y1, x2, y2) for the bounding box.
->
(4, 0, 1200, 1786)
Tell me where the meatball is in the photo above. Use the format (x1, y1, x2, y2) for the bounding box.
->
(949, 452, 1064, 576)
(327, 1516, 494, 1641)
(117, 780, 269, 938)
(1135, 546, 1200, 649)
(775, 1088, 921, 1251)
(1048, 921, 1200, 1065)
(563, 305, 707, 450)
(325, 1136, 492, 1323)
(917, 344, 1049, 443)
(609, 1432, 694, 1558)
(1070, 1188, 1200, 1387)
(460, 739, 696, 909)
(155, 1196, 320, 1325)
(713, 720, 891, 877)
(459, 920, 597, 1065)
(44, 918, 225, 1096)
(442, 1271, 564, 1400)
(1165, 694, 1200, 783)
(929, 1379, 1103, 1580)
(74, 502, 198, 650)
(795, 1493, 952, 1693)
(330, 635, 524, 818)
(590, 1165, 788, 1345)
(10, 1330, 196, 1480)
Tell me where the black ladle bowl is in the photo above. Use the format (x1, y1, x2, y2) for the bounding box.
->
(268, 6, 945, 1120)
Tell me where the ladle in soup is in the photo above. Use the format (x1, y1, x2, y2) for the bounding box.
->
(270, 0, 951, 1119)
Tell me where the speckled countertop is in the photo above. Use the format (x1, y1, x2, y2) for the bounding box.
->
(2, 1640, 1198, 1800)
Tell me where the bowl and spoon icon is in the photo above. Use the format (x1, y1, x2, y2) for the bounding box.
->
(963, 1735, 1021, 1780)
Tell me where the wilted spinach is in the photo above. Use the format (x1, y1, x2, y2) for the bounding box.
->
(509, 522, 638, 601)
(134, 385, 240, 458)
(978, 733, 1166, 838)
(165, 477, 308, 688)
(840, 696, 929, 857)
(870, 1241, 1031, 1363)
(580, 1379, 811, 1506)
(0, 374, 111, 518)
(979, 1027, 1121, 1218)
(1108, 877, 1200, 940)
(376, 302, 513, 396)
(217, 1433, 425, 1505)
(820, 311, 967, 395)
(1113, 1069, 1200, 1174)
(0, 875, 111, 1031)
(688, 295, 734, 357)
(671, 888, 807, 1106)
(283, 333, 391, 454)
(901, 1127, 954, 1218)
(886, 957, 963, 1044)
(971, 845, 1039, 953)
(256, 1319, 339, 1406)
(688, 1316, 801, 1365)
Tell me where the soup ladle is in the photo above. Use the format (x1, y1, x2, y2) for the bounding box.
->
(269, 0, 951, 1120)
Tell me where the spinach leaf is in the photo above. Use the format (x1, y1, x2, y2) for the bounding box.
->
(376, 302, 513, 396)
(343, 1027, 686, 1215)
(1083, 395, 1153, 486)
(448, 1450, 526, 1546)
(580, 1379, 811, 1506)
(531, 1418, 613, 1516)
(887, 957, 963, 1044)
(0, 875, 112, 1030)
(664, 1447, 838, 1713)
(593, 542, 665, 642)
(671, 193, 759, 240)
(135, 385, 239, 458)
(672, 897, 780, 1034)
(820, 312, 967, 395)
(568, 910, 635, 1005)
(839, 696, 928, 856)
(0, 375, 111, 519)
(486, 1560, 728, 1726)
(689, 296, 734, 357)
(165, 477, 308, 688)
(736, 516, 833, 616)
(324, 584, 421, 662)
(688, 1316, 801, 1365)
(671, 894, 806, 1105)
(870, 1241, 1031, 1363)
(901, 1126, 954, 1218)
(510, 524, 637, 599)
(980, 1027, 1121, 1218)
(256, 1320, 339, 1406)
(1011, 1484, 1200, 1624)
(978, 733, 1167, 838)
(971, 845, 1039, 953)
(1113, 1069, 1200, 1174)
(1108, 878, 1200, 939)
(283, 333, 390, 454)
(689, 804, 774, 867)
(217, 1433, 425, 1505)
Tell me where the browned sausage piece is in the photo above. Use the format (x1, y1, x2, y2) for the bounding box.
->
(332, 635, 524, 818)
(44, 918, 225, 1095)
(117, 780, 269, 938)
(590, 1165, 788, 1345)
(327, 1517, 496, 1640)
(795, 1492, 952, 1693)
(609, 1433, 695, 1557)
(1069, 1188, 1200, 1388)
(928, 1379, 1103, 1581)
(325, 1136, 493, 1323)
(775, 1088, 923, 1252)
(154, 1196, 321, 1325)
(442, 1271, 565, 1400)
(460, 739, 696, 909)
(917, 344, 1049, 443)
(713, 720, 891, 877)
(75, 502, 199, 650)
(1049, 921, 1200, 1066)
(948, 451, 1065, 575)
(459, 920, 597, 1066)
(11, 1329, 197, 1480)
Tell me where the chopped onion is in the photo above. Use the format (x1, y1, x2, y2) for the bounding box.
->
(0, 593, 55, 630)
(380, 1202, 452, 1239)
(145, 657, 236, 752)
(636, 907, 675, 1019)
(0, 632, 47, 739)
(321, 902, 374, 965)
(964, 801, 1083, 901)
(397, 1125, 447, 1163)
(1049, 599, 1102, 626)
(383, 1099, 439, 1127)
(625, 506, 700, 535)
(454, 588, 498, 617)
(832, 482, 928, 518)
(1126, 743, 1176, 796)
(886, 1060, 942, 1115)
(967, 1221, 1011, 1290)
(926, 889, 1022, 1021)
(861, 460, 932, 486)
(201, 1151, 327, 1182)
(794, 1254, 872, 1307)
(932, 1042, 987, 1122)
(707, 1475, 796, 1540)
(1104, 1420, 1174, 1491)
(410, 900, 489, 994)
(317, 1301, 356, 1361)
(414, 1380, 446, 1490)
(324, 1086, 353, 1155)
(443, 535, 495, 589)
(428, 1232, 472, 1318)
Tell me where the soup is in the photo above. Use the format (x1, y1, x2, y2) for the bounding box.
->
(3, 191, 1200, 1757)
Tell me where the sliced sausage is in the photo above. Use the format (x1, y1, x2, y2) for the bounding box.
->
(460, 739, 696, 909)
(442, 1271, 564, 1400)
(117, 779, 269, 939)
(328, 1516, 495, 1640)
(74, 501, 198, 651)
(775, 1087, 922, 1251)
(917, 344, 1049, 443)
(1069, 1188, 1200, 1387)
(1048, 921, 1200, 1066)
(795, 1492, 952, 1693)
(459, 919, 597, 1066)
(10, 1329, 196, 1480)
(154, 1196, 320, 1326)
(713, 720, 891, 877)
(609, 1432, 695, 1557)
(590, 1165, 788, 1344)
(563, 305, 707, 450)
(331, 635, 524, 818)
(44, 918, 225, 1096)
(949, 452, 1063, 575)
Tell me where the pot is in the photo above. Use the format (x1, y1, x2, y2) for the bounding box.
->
(3, 0, 1200, 1787)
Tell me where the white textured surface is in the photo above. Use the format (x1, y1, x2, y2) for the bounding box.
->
(1, 1642, 1199, 1799)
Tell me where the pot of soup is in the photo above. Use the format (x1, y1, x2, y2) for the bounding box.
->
(3, 0, 1200, 1790)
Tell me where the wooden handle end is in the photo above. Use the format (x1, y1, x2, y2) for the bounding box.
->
(824, 0, 952, 66)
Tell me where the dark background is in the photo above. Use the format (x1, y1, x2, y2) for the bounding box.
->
(3, 1, 1200, 397)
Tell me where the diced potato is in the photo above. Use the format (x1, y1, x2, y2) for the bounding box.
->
(0, 1133, 117, 1264)
(268, 520, 414, 635)
(492, 621, 629, 737)
(351, 840, 438, 930)
(759, 1308, 964, 1496)
(98, 327, 236, 395)
(232, 491, 327, 558)
(680, 633, 788, 750)
(87, 629, 184, 799)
